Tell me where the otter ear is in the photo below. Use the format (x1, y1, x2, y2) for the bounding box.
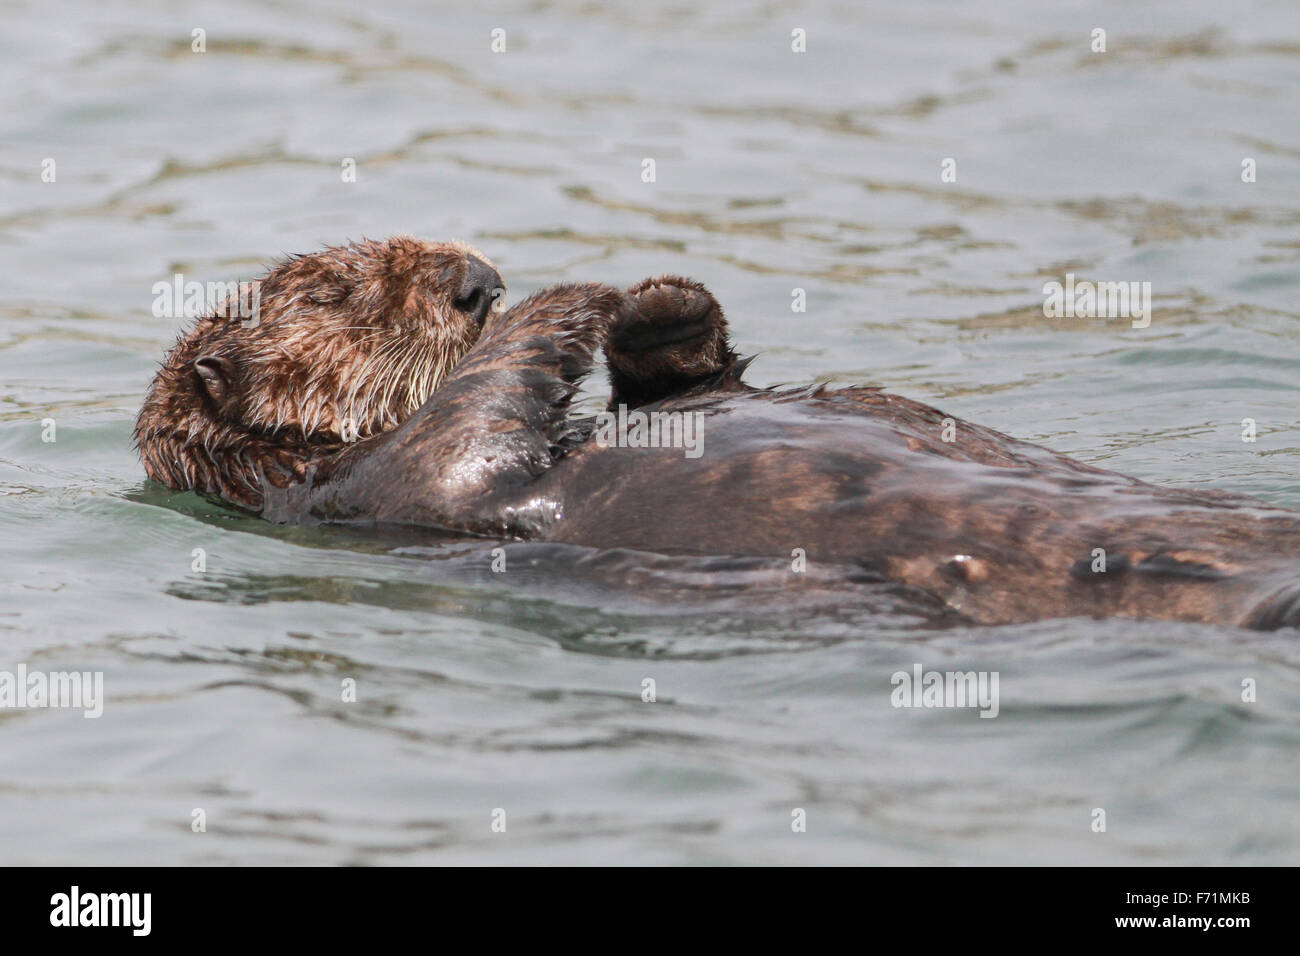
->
(194, 354, 237, 407)
(304, 271, 354, 306)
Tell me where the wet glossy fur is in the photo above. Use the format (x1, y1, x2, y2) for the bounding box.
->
(137, 238, 1300, 630)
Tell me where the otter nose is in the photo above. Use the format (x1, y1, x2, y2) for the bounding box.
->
(454, 256, 504, 325)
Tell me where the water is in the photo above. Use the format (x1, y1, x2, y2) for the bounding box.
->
(2, 0, 1299, 864)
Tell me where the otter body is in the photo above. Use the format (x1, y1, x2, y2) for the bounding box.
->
(137, 238, 1300, 630)
(539, 388, 1300, 627)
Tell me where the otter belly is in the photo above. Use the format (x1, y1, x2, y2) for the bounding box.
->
(540, 387, 1300, 628)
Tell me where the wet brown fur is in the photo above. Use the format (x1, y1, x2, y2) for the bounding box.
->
(137, 240, 1300, 630)
(134, 236, 500, 509)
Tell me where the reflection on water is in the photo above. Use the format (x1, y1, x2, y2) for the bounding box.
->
(1, 0, 1299, 864)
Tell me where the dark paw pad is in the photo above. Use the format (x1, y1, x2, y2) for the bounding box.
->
(609, 276, 731, 376)
(613, 278, 722, 354)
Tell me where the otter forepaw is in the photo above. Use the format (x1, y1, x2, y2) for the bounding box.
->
(607, 275, 737, 408)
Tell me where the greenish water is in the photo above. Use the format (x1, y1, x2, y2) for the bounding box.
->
(2, 0, 1299, 864)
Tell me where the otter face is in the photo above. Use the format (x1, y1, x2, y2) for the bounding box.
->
(135, 236, 505, 502)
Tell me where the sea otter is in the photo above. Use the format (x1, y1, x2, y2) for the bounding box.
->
(136, 236, 1300, 630)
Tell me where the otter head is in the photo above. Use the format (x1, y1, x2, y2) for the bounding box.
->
(134, 235, 505, 509)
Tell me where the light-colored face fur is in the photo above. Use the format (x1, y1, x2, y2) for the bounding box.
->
(134, 236, 504, 505)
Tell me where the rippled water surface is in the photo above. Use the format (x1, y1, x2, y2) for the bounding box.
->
(2, 0, 1300, 864)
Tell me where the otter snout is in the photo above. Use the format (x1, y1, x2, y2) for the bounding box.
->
(455, 256, 505, 325)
